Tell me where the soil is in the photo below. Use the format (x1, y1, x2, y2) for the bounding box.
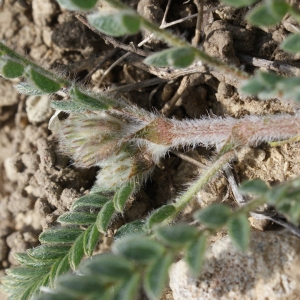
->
(1, 0, 300, 299)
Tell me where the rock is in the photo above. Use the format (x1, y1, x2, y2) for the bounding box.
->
(169, 231, 300, 300)
(26, 95, 52, 123)
(32, 0, 58, 27)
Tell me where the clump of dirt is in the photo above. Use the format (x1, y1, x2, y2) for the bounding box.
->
(1, 0, 300, 299)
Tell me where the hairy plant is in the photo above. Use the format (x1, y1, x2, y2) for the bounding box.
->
(1, 0, 300, 299)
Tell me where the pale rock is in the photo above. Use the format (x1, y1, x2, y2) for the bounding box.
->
(169, 231, 300, 300)
(26, 95, 52, 123)
(32, 0, 58, 27)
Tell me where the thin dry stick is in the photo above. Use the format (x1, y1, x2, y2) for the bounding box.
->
(170, 150, 204, 168)
(160, 75, 190, 116)
(192, 0, 204, 46)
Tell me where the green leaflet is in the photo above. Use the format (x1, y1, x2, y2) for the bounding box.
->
(56, 0, 97, 11)
(112, 236, 164, 263)
(144, 47, 196, 68)
(221, 0, 258, 7)
(194, 203, 232, 228)
(81, 253, 135, 281)
(228, 214, 250, 252)
(280, 32, 300, 54)
(15, 82, 45, 95)
(25, 66, 62, 94)
(72, 193, 110, 211)
(147, 205, 176, 229)
(144, 253, 173, 300)
(83, 223, 101, 256)
(185, 234, 207, 276)
(155, 224, 198, 247)
(113, 183, 135, 212)
(239, 179, 269, 195)
(114, 219, 147, 240)
(111, 274, 140, 300)
(0, 56, 24, 78)
(27, 245, 70, 262)
(39, 228, 84, 244)
(14, 253, 53, 267)
(68, 233, 85, 270)
(50, 100, 87, 113)
(87, 11, 141, 37)
(96, 201, 115, 233)
(58, 212, 97, 225)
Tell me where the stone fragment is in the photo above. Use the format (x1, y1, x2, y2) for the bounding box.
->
(169, 231, 300, 300)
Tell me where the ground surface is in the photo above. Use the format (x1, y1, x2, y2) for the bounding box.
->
(1, 0, 300, 299)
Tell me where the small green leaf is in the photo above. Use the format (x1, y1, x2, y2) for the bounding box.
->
(112, 274, 140, 300)
(115, 219, 147, 240)
(239, 179, 269, 195)
(14, 82, 45, 95)
(55, 255, 70, 281)
(228, 214, 250, 252)
(68, 233, 85, 270)
(58, 212, 97, 225)
(0, 57, 24, 78)
(56, 0, 97, 11)
(112, 236, 164, 263)
(185, 234, 207, 276)
(50, 100, 87, 113)
(6, 266, 49, 280)
(14, 253, 53, 267)
(144, 47, 195, 68)
(49, 256, 66, 287)
(83, 223, 101, 256)
(280, 33, 300, 54)
(72, 193, 110, 211)
(194, 204, 232, 228)
(88, 11, 140, 37)
(113, 183, 134, 212)
(27, 245, 70, 261)
(70, 85, 112, 110)
(81, 253, 135, 281)
(39, 228, 84, 244)
(155, 224, 198, 247)
(147, 205, 176, 229)
(221, 0, 258, 7)
(25, 67, 62, 93)
(144, 253, 173, 300)
(268, 0, 289, 19)
(247, 3, 282, 26)
(96, 201, 115, 234)
(56, 275, 105, 297)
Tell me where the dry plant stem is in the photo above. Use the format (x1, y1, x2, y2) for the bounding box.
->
(170, 150, 204, 168)
(174, 149, 235, 214)
(192, 0, 204, 46)
(160, 76, 189, 116)
(106, 77, 167, 93)
(238, 54, 300, 76)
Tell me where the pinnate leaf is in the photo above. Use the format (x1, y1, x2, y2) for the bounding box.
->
(144, 47, 196, 68)
(280, 33, 300, 54)
(155, 224, 198, 247)
(96, 201, 115, 233)
(113, 183, 134, 212)
(144, 253, 173, 300)
(87, 11, 141, 37)
(147, 205, 176, 229)
(228, 214, 250, 252)
(194, 203, 232, 228)
(112, 236, 164, 263)
(56, 0, 97, 11)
